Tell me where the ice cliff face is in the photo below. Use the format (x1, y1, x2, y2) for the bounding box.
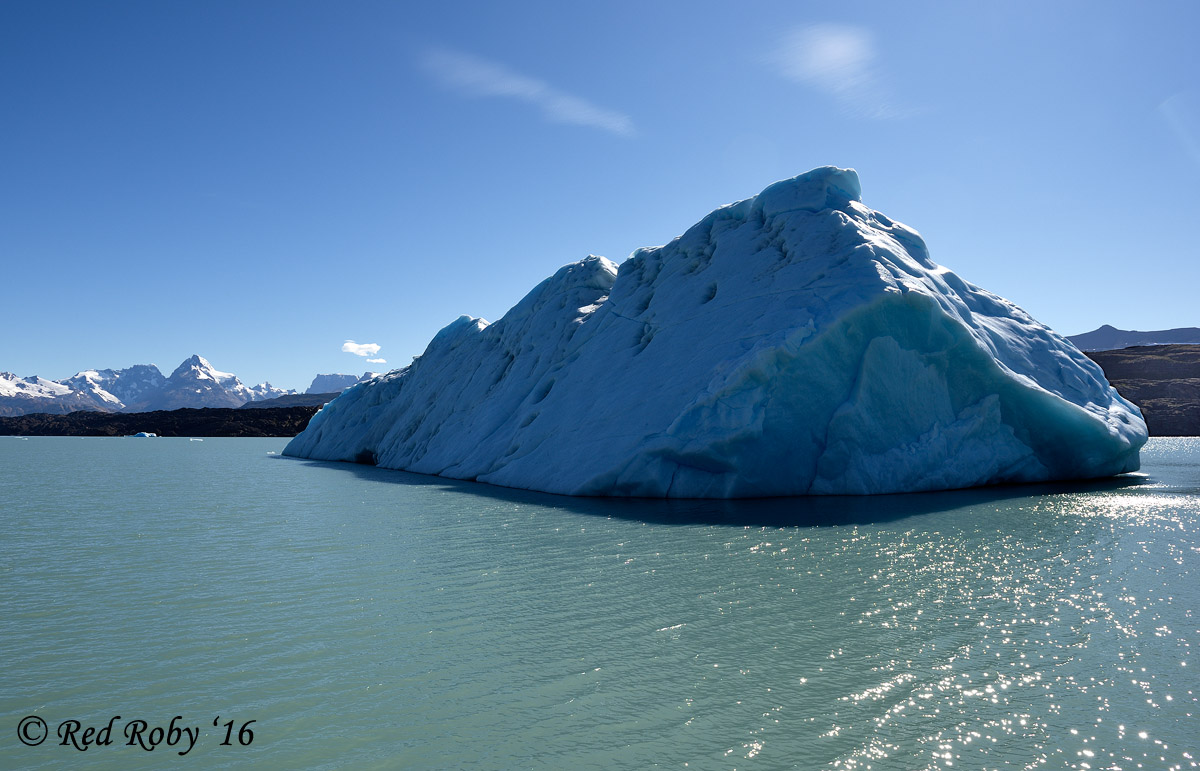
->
(284, 167, 1147, 497)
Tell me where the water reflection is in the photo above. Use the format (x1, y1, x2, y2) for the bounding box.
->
(282, 456, 1150, 527)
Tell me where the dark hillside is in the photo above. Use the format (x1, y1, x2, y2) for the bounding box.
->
(1086, 345, 1200, 436)
(0, 405, 321, 437)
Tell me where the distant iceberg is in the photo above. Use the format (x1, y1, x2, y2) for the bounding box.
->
(284, 167, 1146, 497)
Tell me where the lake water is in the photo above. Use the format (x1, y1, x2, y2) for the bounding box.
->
(2, 437, 1198, 770)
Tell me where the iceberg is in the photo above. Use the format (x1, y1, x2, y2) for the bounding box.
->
(284, 167, 1146, 497)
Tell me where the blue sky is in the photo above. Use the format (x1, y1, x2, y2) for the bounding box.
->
(2, 0, 1198, 390)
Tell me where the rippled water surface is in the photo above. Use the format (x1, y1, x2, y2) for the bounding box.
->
(2, 437, 1199, 769)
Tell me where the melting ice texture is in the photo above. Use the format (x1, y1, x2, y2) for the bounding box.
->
(284, 167, 1146, 497)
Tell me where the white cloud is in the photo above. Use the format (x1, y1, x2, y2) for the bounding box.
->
(343, 340, 381, 357)
(420, 47, 635, 137)
(366, 358, 387, 364)
(768, 24, 904, 119)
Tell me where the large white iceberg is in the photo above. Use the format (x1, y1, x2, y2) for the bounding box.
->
(285, 167, 1146, 497)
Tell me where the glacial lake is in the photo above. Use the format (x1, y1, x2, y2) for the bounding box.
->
(2, 437, 1198, 770)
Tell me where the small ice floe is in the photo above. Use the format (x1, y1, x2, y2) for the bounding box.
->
(266, 451, 277, 455)
(129, 432, 158, 438)
(189, 437, 204, 442)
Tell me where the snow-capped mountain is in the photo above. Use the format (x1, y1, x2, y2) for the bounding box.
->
(306, 373, 362, 394)
(0, 372, 101, 416)
(0, 356, 296, 416)
(0, 373, 72, 400)
(306, 371, 382, 394)
(60, 364, 167, 409)
(130, 355, 272, 411)
(285, 166, 1145, 497)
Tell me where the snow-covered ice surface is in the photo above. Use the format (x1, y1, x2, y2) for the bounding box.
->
(284, 167, 1147, 497)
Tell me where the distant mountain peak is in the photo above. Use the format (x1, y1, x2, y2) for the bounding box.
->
(1068, 325, 1200, 351)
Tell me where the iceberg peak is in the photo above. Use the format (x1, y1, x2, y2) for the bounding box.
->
(751, 166, 862, 219)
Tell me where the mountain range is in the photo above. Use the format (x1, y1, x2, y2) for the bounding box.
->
(0, 355, 295, 417)
(1067, 325, 1200, 351)
(1, 357, 386, 417)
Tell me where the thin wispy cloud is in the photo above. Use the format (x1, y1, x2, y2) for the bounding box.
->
(343, 340, 381, 357)
(1159, 92, 1200, 170)
(420, 47, 635, 137)
(768, 24, 905, 119)
(366, 358, 387, 364)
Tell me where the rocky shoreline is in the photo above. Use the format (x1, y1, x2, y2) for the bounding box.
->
(0, 405, 322, 438)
